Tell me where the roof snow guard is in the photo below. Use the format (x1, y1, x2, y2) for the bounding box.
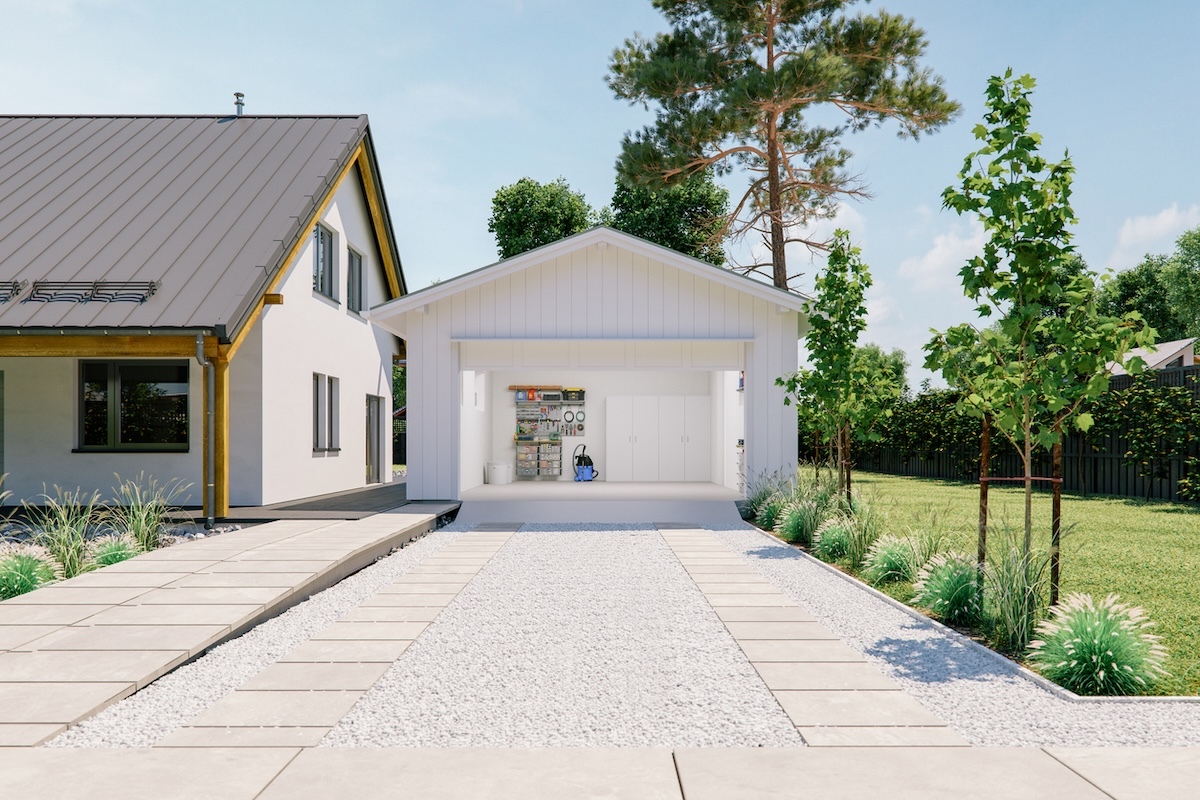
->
(0, 281, 26, 303)
(24, 280, 160, 304)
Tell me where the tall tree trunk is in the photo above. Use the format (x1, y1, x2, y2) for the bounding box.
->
(978, 415, 990, 572)
(1051, 421, 1063, 606)
(766, 119, 787, 289)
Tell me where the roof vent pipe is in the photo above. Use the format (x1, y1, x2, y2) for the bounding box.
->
(234, 92, 244, 117)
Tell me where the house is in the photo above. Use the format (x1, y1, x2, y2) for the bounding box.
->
(1109, 337, 1199, 376)
(368, 227, 809, 524)
(0, 113, 407, 518)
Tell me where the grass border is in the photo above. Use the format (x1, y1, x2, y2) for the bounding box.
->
(743, 523, 1200, 704)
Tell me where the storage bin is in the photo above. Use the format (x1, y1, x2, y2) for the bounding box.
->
(563, 388, 585, 402)
(486, 462, 513, 484)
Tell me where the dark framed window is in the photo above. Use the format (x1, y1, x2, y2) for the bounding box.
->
(313, 372, 340, 452)
(313, 224, 336, 300)
(80, 361, 189, 451)
(347, 249, 364, 313)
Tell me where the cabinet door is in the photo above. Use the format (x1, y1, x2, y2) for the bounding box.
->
(685, 396, 712, 482)
(606, 396, 634, 481)
(657, 395, 687, 481)
(632, 395, 660, 481)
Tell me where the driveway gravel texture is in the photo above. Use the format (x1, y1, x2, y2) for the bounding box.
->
(47, 528, 464, 748)
(713, 526, 1200, 747)
(324, 524, 803, 747)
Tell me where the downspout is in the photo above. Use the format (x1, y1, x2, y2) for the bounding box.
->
(195, 335, 216, 529)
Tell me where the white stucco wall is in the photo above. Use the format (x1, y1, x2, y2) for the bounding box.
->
(0, 356, 205, 506)
(228, 319, 264, 506)
(390, 235, 800, 501)
(253, 168, 398, 506)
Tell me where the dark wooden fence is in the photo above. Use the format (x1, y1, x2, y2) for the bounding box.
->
(847, 365, 1200, 503)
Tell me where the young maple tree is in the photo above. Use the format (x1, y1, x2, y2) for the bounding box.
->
(925, 72, 1152, 561)
(607, 0, 959, 290)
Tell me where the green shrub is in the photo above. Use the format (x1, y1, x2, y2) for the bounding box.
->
(755, 492, 787, 531)
(863, 534, 916, 584)
(0, 544, 59, 599)
(1028, 593, 1168, 696)
(104, 473, 190, 552)
(812, 516, 854, 562)
(89, 535, 142, 567)
(843, 494, 884, 569)
(913, 553, 981, 626)
(985, 529, 1052, 654)
(25, 487, 101, 579)
(776, 500, 824, 546)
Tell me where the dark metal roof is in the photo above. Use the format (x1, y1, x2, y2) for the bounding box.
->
(0, 115, 400, 339)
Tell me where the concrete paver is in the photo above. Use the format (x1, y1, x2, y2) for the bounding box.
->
(83, 603, 263, 627)
(339, 605, 443, 621)
(311, 621, 429, 640)
(0, 586, 153, 605)
(240, 662, 392, 691)
(723, 621, 839, 639)
(167, 572, 316, 588)
(0, 649, 188, 686)
(0, 723, 65, 747)
(737, 639, 865, 662)
(0, 625, 60, 651)
(59, 572, 189, 588)
(714, 606, 816, 622)
(694, 582, 782, 593)
(673, 747, 1112, 799)
(773, 689, 946, 726)
(378, 582, 470, 594)
(279, 639, 412, 663)
(752, 661, 901, 691)
(0, 605, 109, 625)
(797, 726, 970, 747)
(704, 593, 799, 607)
(157, 727, 329, 748)
(188, 691, 363, 727)
(1044, 747, 1200, 800)
(23, 624, 227, 654)
(134, 587, 291, 605)
(0, 682, 134, 725)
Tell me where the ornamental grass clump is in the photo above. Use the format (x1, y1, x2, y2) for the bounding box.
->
(0, 543, 60, 599)
(812, 516, 854, 562)
(105, 473, 190, 552)
(776, 500, 823, 546)
(912, 553, 981, 627)
(863, 534, 916, 584)
(25, 487, 101, 579)
(843, 495, 883, 570)
(755, 492, 788, 531)
(88, 534, 142, 568)
(985, 527, 1052, 654)
(1028, 593, 1168, 696)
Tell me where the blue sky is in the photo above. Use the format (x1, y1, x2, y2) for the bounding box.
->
(4, 0, 1198, 384)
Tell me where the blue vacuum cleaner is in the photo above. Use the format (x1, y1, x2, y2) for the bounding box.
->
(573, 444, 597, 482)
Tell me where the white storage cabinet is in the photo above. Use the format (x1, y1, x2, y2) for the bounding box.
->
(606, 395, 710, 482)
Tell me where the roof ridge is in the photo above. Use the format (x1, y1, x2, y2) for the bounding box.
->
(0, 114, 366, 120)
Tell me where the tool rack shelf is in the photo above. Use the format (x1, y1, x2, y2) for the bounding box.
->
(510, 385, 586, 479)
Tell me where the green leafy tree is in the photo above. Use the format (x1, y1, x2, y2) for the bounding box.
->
(488, 177, 594, 259)
(607, 0, 959, 290)
(779, 230, 899, 502)
(925, 71, 1153, 553)
(1098, 225, 1200, 342)
(1093, 374, 1199, 499)
(610, 171, 730, 265)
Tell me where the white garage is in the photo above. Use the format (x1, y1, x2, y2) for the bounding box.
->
(368, 227, 808, 524)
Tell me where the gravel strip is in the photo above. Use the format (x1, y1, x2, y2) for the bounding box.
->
(47, 526, 463, 748)
(712, 525, 1200, 747)
(324, 525, 803, 747)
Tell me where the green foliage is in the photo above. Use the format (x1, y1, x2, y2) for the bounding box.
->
(984, 525, 1052, 653)
(488, 177, 594, 259)
(610, 171, 729, 265)
(1029, 593, 1168, 696)
(608, 0, 958, 288)
(26, 487, 100, 579)
(775, 500, 821, 546)
(864, 534, 917, 584)
(104, 473, 189, 552)
(843, 495, 884, 569)
(744, 471, 791, 519)
(812, 516, 854, 562)
(89, 535, 141, 567)
(780, 232, 901, 500)
(0, 544, 59, 599)
(913, 553, 981, 626)
(1098, 224, 1200, 342)
(925, 71, 1152, 548)
(755, 492, 788, 531)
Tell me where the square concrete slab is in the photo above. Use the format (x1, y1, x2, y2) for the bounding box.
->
(1, 586, 153, 605)
(0, 605, 109, 626)
(28, 624, 226, 654)
(715, 607, 816, 622)
(84, 604, 261, 627)
(773, 690, 945, 726)
(0, 747, 300, 800)
(723, 621, 839, 640)
(798, 726, 968, 747)
(280, 639, 411, 663)
(752, 662, 900, 691)
(157, 726, 330, 748)
(189, 691, 362, 727)
(0, 649, 188, 686)
(240, 662, 391, 691)
(705, 594, 800, 607)
(339, 606, 442, 622)
(1044, 747, 1200, 800)
(0, 723, 66, 747)
(312, 622, 429, 640)
(0, 625, 60, 651)
(135, 587, 292, 606)
(256, 747, 683, 800)
(0, 681, 134, 724)
(738, 639, 864, 662)
(674, 747, 1111, 799)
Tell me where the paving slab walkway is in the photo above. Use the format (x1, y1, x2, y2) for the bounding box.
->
(0, 505, 453, 746)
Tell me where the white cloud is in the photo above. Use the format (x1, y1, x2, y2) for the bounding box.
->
(1106, 203, 1200, 271)
(732, 202, 868, 292)
(897, 219, 984, 290)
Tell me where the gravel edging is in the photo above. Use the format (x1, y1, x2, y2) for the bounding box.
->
(46, 527, 464, 748)
(712, 525, 1200, 747)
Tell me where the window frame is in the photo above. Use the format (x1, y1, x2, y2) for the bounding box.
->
(347, 248, 364, 314)
(312, 224, 337, 301)
(312, 372, 341, 453)
(77, 360, 190, 453)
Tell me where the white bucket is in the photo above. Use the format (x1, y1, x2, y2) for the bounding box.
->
(486, 461, 513, 485)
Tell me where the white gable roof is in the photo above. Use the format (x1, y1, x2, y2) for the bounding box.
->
(368, 227, 809, 329)
(1110, 337, 1198, 376)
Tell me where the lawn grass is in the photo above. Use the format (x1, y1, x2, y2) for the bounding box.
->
(854, 471, 1200, 696)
